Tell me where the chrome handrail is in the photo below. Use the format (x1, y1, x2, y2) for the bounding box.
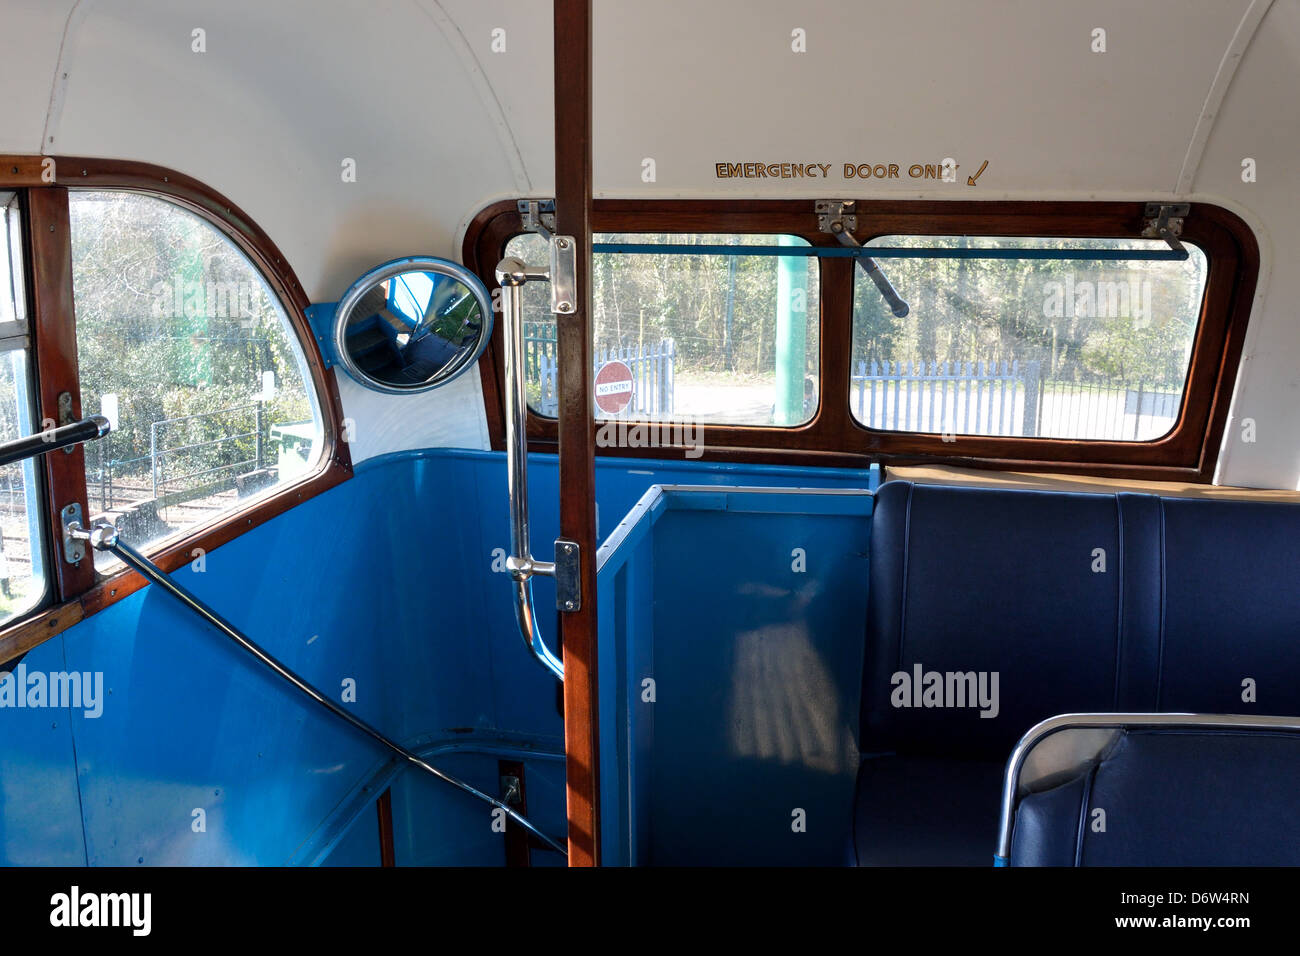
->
(66, 519, 568, 856)
(994, 711, 1300, 865)
(0, 414, 110, 467)
(496, 253, 566, 681)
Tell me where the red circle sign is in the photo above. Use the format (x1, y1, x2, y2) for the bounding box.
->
(594, 360, 635, 415)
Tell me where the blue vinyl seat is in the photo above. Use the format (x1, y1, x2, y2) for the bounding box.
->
(856, 480, 1300, 866)
(1005, 718, 1300, 866)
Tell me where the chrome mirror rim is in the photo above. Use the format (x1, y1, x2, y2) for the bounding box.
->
(332, 255, 493, 395)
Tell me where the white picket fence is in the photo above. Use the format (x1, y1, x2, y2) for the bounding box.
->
(852, 360, 1041, 436)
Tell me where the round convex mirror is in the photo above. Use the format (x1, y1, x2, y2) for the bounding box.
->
(333, 257, 493, 394)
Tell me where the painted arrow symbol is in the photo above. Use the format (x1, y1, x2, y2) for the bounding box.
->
(966, 160, 988, 186)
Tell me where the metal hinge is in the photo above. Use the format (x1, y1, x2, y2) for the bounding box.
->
(1143, 202, 1190, 254)
(518, 199, 556, 240)
(815, 199, 857, 235)
(554, 538, 581, 612)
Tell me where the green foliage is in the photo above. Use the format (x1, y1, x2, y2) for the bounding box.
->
(70, 192, 313, 488)
(850, 236, 1205, 389)
(510, 233, 1207, 393)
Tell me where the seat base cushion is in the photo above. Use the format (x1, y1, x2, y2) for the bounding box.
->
(854, 754, 1003, 865)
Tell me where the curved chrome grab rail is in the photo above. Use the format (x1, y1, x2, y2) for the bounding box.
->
(66, 519, 568, 856)
(497, 254, 566, 681)
(994, 711, 1300, 865)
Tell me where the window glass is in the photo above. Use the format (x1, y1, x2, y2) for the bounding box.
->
(69, 191, 323, 570)
(849, 236, 1208, 440)
(0, 192, 47, 623)
(506, 233, 820, 426)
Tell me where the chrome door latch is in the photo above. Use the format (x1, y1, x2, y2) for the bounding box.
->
(554, 538, 581, 612)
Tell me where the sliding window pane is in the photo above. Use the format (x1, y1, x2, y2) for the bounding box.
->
(849, 236, 1208, 440)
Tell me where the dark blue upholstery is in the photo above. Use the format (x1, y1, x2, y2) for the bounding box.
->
(864, 481, 1125, 758)
(1158, 498, 1300, 714)
(856, 479, 1300, 866)
(1010, 728, 1300, 866)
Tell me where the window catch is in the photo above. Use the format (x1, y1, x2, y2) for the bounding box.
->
(816, 200, 910, 318)
(1143, 203, 1190, 255)
(518, 199, 557, 241)
(815, 199, 856, 235)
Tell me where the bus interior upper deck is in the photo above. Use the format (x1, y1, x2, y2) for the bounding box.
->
(0, 0, 1298, 891)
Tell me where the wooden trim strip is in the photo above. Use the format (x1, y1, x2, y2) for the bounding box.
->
(25, 187, 95, 601)
(462, 198, 1260, 483)
(499, 759, 533, 867)
(554, 0, 600, 867)
(376, 789, 396, 867)
(0, 599, 84, 668)
(0, 157, 353, 650)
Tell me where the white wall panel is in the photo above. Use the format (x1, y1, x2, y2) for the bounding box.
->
(0, 0, 1295, 483)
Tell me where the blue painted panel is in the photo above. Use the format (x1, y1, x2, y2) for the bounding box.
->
(62, 495, 391, 865)
(390, 751, 507, 866)
(1, 446, 875, 865)
(0, 638, 87, 865)
(321, 799, 381, 867)
(597, 487, 873, 866)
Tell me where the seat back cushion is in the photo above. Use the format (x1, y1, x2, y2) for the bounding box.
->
(864, 481, 1125, 758)
(1010, 728, 1300, 866)
(1158, 498, 1300, 715)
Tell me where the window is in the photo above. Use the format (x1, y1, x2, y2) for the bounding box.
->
(505, 232, 820, 426)
(467, 199, 1255, 479)
(849, 236, 1209, 441)
(0, 192, 48, 624)
(69, 191, 323, 570)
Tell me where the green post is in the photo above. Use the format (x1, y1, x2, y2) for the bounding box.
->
(774, 235, 807, 424)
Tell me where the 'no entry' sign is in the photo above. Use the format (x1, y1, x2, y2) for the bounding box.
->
(594, 360, 634, 414)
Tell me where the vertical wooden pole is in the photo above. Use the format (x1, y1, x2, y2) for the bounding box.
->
(553, 0, 600, 866)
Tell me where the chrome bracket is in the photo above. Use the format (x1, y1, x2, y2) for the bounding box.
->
(500, 773, 522, 807)
(815, 199, 857, 235)
(518, 199, 556, 240)
(1142, 202, 1190, 254)
(554, 538, 581, 612)
(549, 236, 577, 315)
(60, 502, 84, 565)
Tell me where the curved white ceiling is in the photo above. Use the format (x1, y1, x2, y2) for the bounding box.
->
(0, 0, 1295, 486)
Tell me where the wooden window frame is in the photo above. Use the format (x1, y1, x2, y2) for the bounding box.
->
(0, 156, 352, 663)
(463, 198, 1258, 480)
